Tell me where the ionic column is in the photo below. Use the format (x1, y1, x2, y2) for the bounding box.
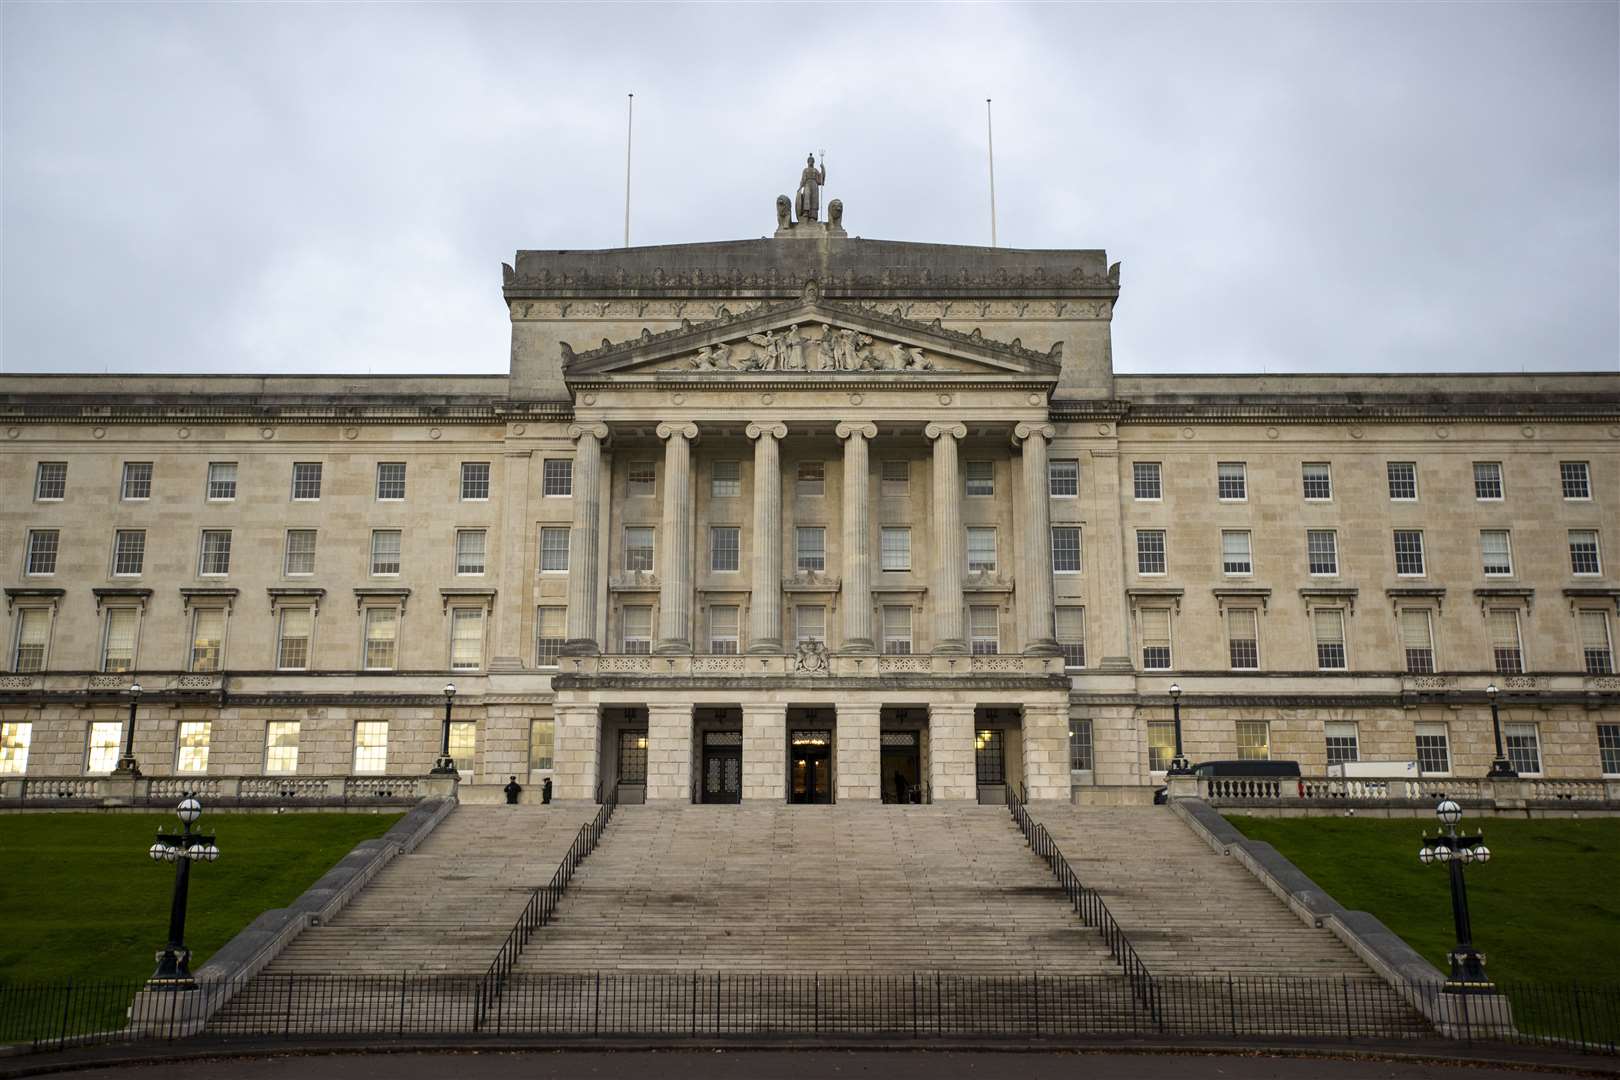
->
(926, 421, 968, 653)
(1013, 423, 1060, 655)
(836, 421, 878, 653)
(741, 701, 787, 801)
(927, 702, 977, 802)
(835, 703, 882, 802)
(655, 422, 699, 654)
(746, 422, 787, 653)
(644, 702, 694, 804)
(563, 424, 608, 655)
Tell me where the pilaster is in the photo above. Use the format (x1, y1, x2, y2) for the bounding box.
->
(1092, 446, 1134, 671)
(1013, 423, 1059, 655)
(655, 422, 699, 654)
(742, 701, 787, 801)
(645, 702, 694, 803)
(928, 701, 977, 802)
(563, 424, 608, 655)
(835, 702, 882, 801)
(746, 422, 787, 653)
(489, 449, 533, 671)
(837, 421, 878, 653)
(926, 422, 968, 653)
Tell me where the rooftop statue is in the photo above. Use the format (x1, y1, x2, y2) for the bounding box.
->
(795, 152, 825, 223)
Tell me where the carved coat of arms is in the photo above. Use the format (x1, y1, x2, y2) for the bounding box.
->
(794, 640, 830, 675)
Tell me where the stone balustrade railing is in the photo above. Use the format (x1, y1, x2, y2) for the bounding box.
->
(1188, 774, 1620, 809)
(561, 652, 1066, 679)
(0, 774, 458, 807)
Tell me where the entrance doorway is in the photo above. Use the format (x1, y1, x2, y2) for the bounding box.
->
(881, 730, 922, 804)
(699, 730, 742, 803)
(789, 730, 832, 804)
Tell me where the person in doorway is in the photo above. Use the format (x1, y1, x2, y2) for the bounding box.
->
(894, 770, 908, 805)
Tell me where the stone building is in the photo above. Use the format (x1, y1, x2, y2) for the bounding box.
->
(3, 198, 1618, 803)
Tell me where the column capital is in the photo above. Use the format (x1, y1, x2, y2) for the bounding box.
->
(656, 421, 699, 442)
(745, 421, 787, 441)
(924, 421, 967, 442)
(835, 420, 877, 441)
(1011, 422, 1056, 447)
(567, 422, 609, 443)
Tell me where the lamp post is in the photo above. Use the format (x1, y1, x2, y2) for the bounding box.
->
(113, 681, 143, 777)
(1484, 684, 1518, 779)
(145, 794, 220, 989)
(1167, 683, 1192, 775)
(1418, 798, 1493, 993)
(431, 682, 458, 775)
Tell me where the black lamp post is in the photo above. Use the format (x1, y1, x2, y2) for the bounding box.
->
(1418, 798, 1493, 993)
(431, 682, 458, 775)
(113, 681, 143, 777)
(1167, 683, 1192, 775)
(146, 794, 220, 989)
(1484, 684, 1518, 779)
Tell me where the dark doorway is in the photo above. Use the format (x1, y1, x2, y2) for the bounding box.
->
(789, 730, 833, 804)
(881, 729, 923, 803)
(700, 730, 742, 804)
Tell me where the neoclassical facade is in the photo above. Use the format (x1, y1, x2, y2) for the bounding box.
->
(3, 209, 1618, 803)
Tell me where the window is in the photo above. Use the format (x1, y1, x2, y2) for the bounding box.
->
(13, 608, 51, 672)
(880, 460, 910, 497)
(1489, 609, 1523, 674)
(1387, 462, 1417, 501)
(529, 718, 555, 772)
(539, 527, 570, 572)
(966, 527, 997, 573)
(1147, 721, 1176, 773)
(456, 529, 487, 575)
(199, 530, 232, 576)
(176, 721, 211, 773)
(1314, 608, 1347, 670)
(797, 460, 825, 496)
(1600, 724, 1620, 777)
(25, 530, 59, 576)
(277, 607, 313, 670)
(1569, 530, 1602, 575)
(1217, 462, 1247, 501)
(1473, 461, 1503, 500)
(1325, 721, 1359, 766)
(535, 607, 566, 668)
(1, 722, 32, 775)
(1056, 607, 1086, 670)
(376, 462, 406, 500)
(353, 721, 388, 774)
(1561, 461, 1592, 500)
(708, 605, 740, 654)
(710, 527, 740, 572)
(542, 459, 572, 497)
(1481, 531, 1513, 576)
(621, 605, 652, 654)
(1236, 720, 1270, 761)
(448, 721, 476, 774)
(1580, 610, 1615, 674)
(284, 529, 317, 576)
(1393, 530, 1425, 576)
(1415, 723, 1451, 776)
(1400, 609, 1436, 674)
(965, 460, 994, 496)
(624, 526, 655, 572)
(450, 608, 485, 670)
(1140, 607, 1171, 670)
(101, 608, 138, 672)
(1307, 530, 1339, 576)
(882, 605, 912, 655)
(711, 460, 741, 498)
(796, 527, 826, 573)
(881, 527, 911, 571)
(363, 607, 398, 670)
(618, 729, 648, 784)
(461, 462, 491, 500)
(35, 462, 66, 500)
(1069, 718, 1094, 771)
(291, 462, 322, 500)
(1301, 463, 1332, 500)
(206, 462, 237, 501)
(86, 721, 122, 774)
(974, 729, 1005, 784)
(1221, 530, 1252, 575)
(627, 461, 656, 497)
(969, 605, 999, 655)
(1052, 527, 1082, 574)
(795, 605, 826, 645)
(265, 721, 300, 774)
(1049, 459, 1079, 497)
(1505, 722, 1541, 775)
(1227, 608, 1259, 670)
(1132, 462, 1162, 500)
(190, 608, 225, 672)
(370, 530, 401, 576)
(1136, 530, 1166, 575)
(121, 462, 152, 501)
(112, 530, 146, 576)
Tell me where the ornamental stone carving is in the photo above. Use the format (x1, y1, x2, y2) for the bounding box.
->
(794, 640, 830, 675)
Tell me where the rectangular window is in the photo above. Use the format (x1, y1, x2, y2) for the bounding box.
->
(1236, 720, 1270, 761)
(13, 608, 51, 673)
(25, 529, 60, 576)
(882, 605, 912, 655)
(795, 605, 826, 645)
(1314, 608, 1347, 670)
(880, 460, 910, 497)
(1481, 530, 1513, 576)
(627, 461, 656, 497)
(190, 608, 225, 672)
(1140, 607, 1171, 670)
(1136, 529, 1166, 575)
(1490, 608, 1524, 674)
(624, 526, 655, 572)
(880, 527, 911, 572)
(284, 529, 317, 576)
(710, 527, 740, 572)
(1599, 723, 1620, 777)
(448, 721, 476, 775)
(112, 530, 146, 576)
(176, 721, 211, 774)
(1217, 462, 1247, 501)
(711, 460, 741, 498)
(121, 462, 152, 501)
(1325, 721, 1359, 766)
(206, 462, 237, 501)
(291, 462, 322, 501)
(456, 529, 487, 575)
(1049, 459, 1079, 498)
(1400, 608, 1436, 674)
(376, 462, 406, 500)
(966, 527, 997, 573)
(1221, 530, 1252, 575)
(353, 721, 388, 774)
(1387, 462, 1417, 501)
(265, 721, 300, 774)
(450, 608, 484, 671)
(969, 605, 999, 655)
(1227, 608, 1259, 670)
(708, 605, 740, 654)
(276, 607, 313, 670)
(1052, 527, 1082, 574)
(796, 527, 826, 573)
(542, 459, 572, 497)
(974, 728, 1006, 785)
(199, 530, 232, 576)
(1394, 530, 1426, 576)
(621, 605, 652, 654)
(1561, 461, 1592, 500)
(618, 729, 648, 784)
(1473, 461, 1503, 500)
(1069, 718, 1094, 771)
(86, 721, 122, 774)
(535, 606, 566, 668)
(1580, 610, 1614, 674)
(461, 462, 490, 501)
(529, 718, 555, 772)
(1133, 462, 1162, 500)
(796, 460, 825, 496)
(1307, 529, 1339, 576)
(1415, 722, 1451, 776)
(363, 607, 398, 670)
(1302, 463, 1332, 500)
(1056, 606, 1086, 670)
(35, 462, 66, 501)
(370, 530, 402, 576)
(101, 608, 138, 673)
(964, 460, 994, 496)
(1505, 722, 1541, 775)
(0, 722, 32, 775)
(540, 527, 570, 572)
(1570, 530, 1602, 575)
(1147, 721, 1176, 773)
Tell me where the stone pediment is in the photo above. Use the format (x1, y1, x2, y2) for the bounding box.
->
(562, 287, 1062, 381)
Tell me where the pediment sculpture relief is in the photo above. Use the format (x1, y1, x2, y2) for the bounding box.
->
(673, 322, 944, 374)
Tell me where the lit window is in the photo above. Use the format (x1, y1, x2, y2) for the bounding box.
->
(35, 462, 66, 501)
(1400, 609, 1436, 674)
(353, 721, 388, 774)
(276, 607, 313, 670)
(710, 527, 740, 572)
(101, 608, 138, 673)
(1056, 606, 1086, 670)
(1387, 462, 1417, 501)
(1489, 609, 1523, 674)
(370, 530, 401, 576)
(13, 608, 51, 673)
(461, 462, 491, 500)
(1052, 527, 1082, 574)
(1505, 722, 1541, 775)
(25, 529, 60, 576)
(1221, 530, 1252, 575)
(966, 527, 997, 573)
(618, 729, 648, 783)
(176, 721, 211, 774)
(284, 529, 317, 576)
(1302, 463, 1332, 500)
(121, 462, 152, 501)
(0, 722, 33, 775)
(189, 608, 225, 672)
(969, 605, 999, 655)
(1132, 462, 1161, 500)
(881, 460, 910, 497)
(1570, 530, 1602, 576)
(1561, 461, 1591, 500)
(1147, 721, 1176, 772)
(1049, 459, 1079, 497)
(624, 526, 655, 572)
(1599, 723, 1620, 777)
(965, 460, 994, 497)
(199, 530, 232, 576)
(363, 607, 398, 670)
(1473, 461, 1503, 500)
(1481, 531, 1513, 576)
(1228, 608, 1259, 670)
(448, 721, 476, 775)
(621, 605, 652, 654)
(86, 721, 122, 774)
(535, 606, 566, 668)
(1580, 610, 1614, 675)
(456, 529, 487, 575)
(1325, 721, 1359, 766)
(265, 721, 300, 774)
(627, 462, 656, 497)
(291, 462, 322, 501)
(1217, 462, 1247, 501)
(1136, 530, 1166, 575)
(711, 460, 741, 498)
(796, 527, 826, 573)
(542, 459, 573, 497)
(795, 605, 826, 646)
(1415, 723, 1451, 776)
(1236, 720, 1270, 761)
(1393, 530, 1425, 576)
(1068, 718, 1093, 771)
(797, 461, 825, 496)
(529, 718, 555, 773)
(450, 608, 484, 671)
(1139, 607, 1171, 670)
(206, 462, 237, 501)
(112, 530, 146, 576)
(708, 606, 740, 654)
(376, 462, 406, 500)
(539, 527, 570, 572)
(1307, 530, 1339, 576)
(882, 605, 912, 655)
(881, 527, 911, 571)
(975, 728, 1005, 784)
(1314, 608, 1347, 670)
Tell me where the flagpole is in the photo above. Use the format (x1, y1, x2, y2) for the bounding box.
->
(624, 93, 634, 248)
(986, 97, 997, 248)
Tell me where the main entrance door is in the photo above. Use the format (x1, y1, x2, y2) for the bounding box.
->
(881, 730, 923, 803)
(700, 731, 742, 804)
(789, 730, 832, 804)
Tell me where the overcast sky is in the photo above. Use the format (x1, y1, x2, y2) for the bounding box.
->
(3, 2, 1616, 377)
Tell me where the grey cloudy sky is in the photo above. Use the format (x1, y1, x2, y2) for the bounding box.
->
(3, 2, 1616, 377)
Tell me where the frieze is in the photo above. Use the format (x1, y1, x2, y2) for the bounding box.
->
(504, 261, 1120, 295)
(512, 299, 1112, 322)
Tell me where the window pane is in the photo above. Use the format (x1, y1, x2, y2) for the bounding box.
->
(1147, 721, 1175, 772)
(1393, 530, 1425, 575)
(622, 605, 652, 653)
(456, 530, 487, 575)
(1415, 723, 1451, 775)
(1068, 719, 1093, 770)
(1306, 530, 1338, 576)
(1473, 461, 1503, 500)
(15, 609, 50, 673)
(1325, 721, 1359, 766)
(1056, 606, 1086, 670)
(190, 608, 224, 672)
(536, 606, 566, 668)
(625, 527, 655, 572)
(461, 462, 491, 500)
(711, 460, 741, 498)
(1314, 608, 1346, 670)
(364, 607, 398, 670)
(1140, 607, 1171, 670)
(448, 721, 476, 772)
(450, 608, 484, 670)
(1489, 609, 1523, 674)
(1052, 527, 1082, 573)
(266, 721, 300, 774)
(540, 527, 570, 572)
(966, 528, 996, 572)
(35, 462, 66, 500)
(87, 721, 122, 773)
(26, 530, 60, 575)
(882, 606, 912, 654)
(708, 605, 739, 654)
(710, 527, 740, 572)
(1599, 724, 1620, 776)
(542, 459, 572, 497)
(1570, 530, 1602, 575)
(1505, 722, 1541, 774)
(1136, 530, 1166, 575)
(1236, 720, 1269, 760)
(1561, 461, 1591, 500)
(796, 527, 826, 572)
(122, 462, 152, 500)
(1049, 460, 1079, 497)
(1, 722, 34, 774)
(530, 718, 555, 771)
(1221, 530, 1252, 575)
(277, 607, 312, 670)
(969, 605, 998, 655)
(200, 530, 232, 575)
(207, 462, 237, 500)
(102, 608, 137, 672)
(1387, 462, 1417, 500)
(371, 530, 402, 575)
(881, 528, 911, 571)
(353, 721, 388, 774)
(285, 529, 317, 575)
(176, 721, 211, 773)
(1133, 462, 1161, 500)
(627, 462, 656, 497)
(880, 460, 910, 497)
(291, 462, 322, 500)
(376, 462, 406, 500)
(1400, 609, 1435, 674)
(618, 729, 648, 783)
(964, 460, 994, 496)
(796, 605, 826, 644)
(113, 530, 145, 576)
(1481, 531, 1512, 576)
(797, 460, 825, 496)
(1217, 462, 1246, 500)
(1302, 463, 1332, 500)
(974, 729, 1005, 784)
(1228, 608, 1259, 669)
(1580, 611, 1614, 674)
